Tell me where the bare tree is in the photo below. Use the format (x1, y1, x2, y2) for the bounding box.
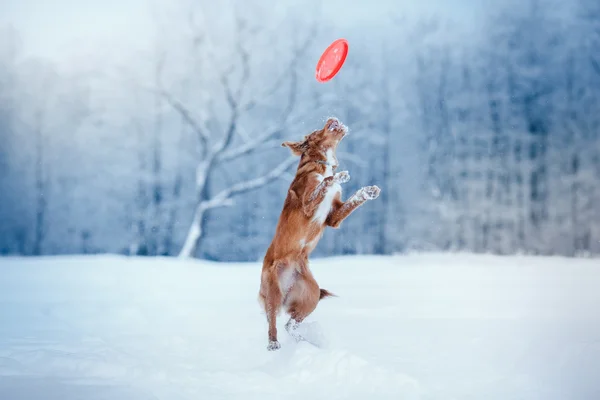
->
(31, 105, 47, 255)
(162, 112, 186, 256)
(149, 54, 166, 256)
(128, 117, 151, 256)
(151, 8, 317, 258)
(21, 64, 58, 256)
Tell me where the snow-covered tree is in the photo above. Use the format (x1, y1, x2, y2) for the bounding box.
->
(139, 2, 320, 258)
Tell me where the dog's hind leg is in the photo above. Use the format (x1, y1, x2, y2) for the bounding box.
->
(285, 318, 302, 342)
(261, 268, 283, 351)
(284, 272, 321, 342)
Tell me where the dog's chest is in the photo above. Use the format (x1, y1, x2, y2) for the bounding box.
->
(323, 149, 335, 178)
(312, 178, 340, 224)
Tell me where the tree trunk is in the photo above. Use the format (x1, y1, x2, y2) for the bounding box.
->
(163, 171, 182, 256)
(178, 204, 206, 258)
(32, 113, 45, 256)
(179, 160, 212, 258)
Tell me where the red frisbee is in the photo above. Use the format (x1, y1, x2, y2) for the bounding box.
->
(315, 38, 349, 83)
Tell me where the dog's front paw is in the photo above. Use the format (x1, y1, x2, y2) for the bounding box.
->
(334, 170, 350, 184)
(360, 185, 380, 200)
(267, 340, 281, 351)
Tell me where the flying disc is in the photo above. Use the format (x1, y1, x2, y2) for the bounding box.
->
(315, 38, 349, 83)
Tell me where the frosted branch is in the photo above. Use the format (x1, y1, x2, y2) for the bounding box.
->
(159, 89, 210, 153)
(218, 127, 283, 162)
(234, 12, 251, 101)
(206, 156, 297, 208)
(242, 22, 316, 112)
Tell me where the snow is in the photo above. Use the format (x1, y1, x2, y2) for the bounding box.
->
(0, 253, 599, 400)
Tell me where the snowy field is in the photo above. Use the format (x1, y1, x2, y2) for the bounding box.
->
(0, 254, 599, 400)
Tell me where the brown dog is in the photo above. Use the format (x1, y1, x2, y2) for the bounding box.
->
(258, 117, 381, 350)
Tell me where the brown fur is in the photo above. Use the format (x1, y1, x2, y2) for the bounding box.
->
(258, 118, 380, 350)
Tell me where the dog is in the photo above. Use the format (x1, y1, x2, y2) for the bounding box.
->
(258, 117, 381, 351)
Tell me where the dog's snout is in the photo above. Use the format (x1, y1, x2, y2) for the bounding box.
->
(327, 119, 340, 131)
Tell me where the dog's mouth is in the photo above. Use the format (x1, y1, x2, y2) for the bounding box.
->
(326, 118, 348, 137)
(327, 119, 340, 131)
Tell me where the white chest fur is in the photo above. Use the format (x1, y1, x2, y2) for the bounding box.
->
(298, 235, 321, 255)
(312, 181, 340, 224)
(312, 148, 340, 224)
(323, 148, 335, 178)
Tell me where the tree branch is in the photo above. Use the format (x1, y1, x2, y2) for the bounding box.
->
(206, 156, 297, 208)
(216, 98, 311, 163)
(220, 72, 237, 111)
(234, 12, 251, 101)
(218, 136, 282, 162)
(159, 89, 210, 155)
(216, 46, 303, 163)
(242, 20, 317, 113)
(213, 66, 241, 156)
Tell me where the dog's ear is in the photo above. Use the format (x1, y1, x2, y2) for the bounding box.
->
(281, 140, 305, 156)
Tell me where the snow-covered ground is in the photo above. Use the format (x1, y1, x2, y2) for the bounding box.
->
(0, 254, 599, 400)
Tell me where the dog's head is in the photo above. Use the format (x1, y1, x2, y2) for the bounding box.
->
(282, 118, 348, 158)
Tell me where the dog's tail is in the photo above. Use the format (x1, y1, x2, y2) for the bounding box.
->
(319, 288, 336, 300)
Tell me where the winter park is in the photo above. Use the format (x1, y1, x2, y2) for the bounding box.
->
(1, 0, 600, 399)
